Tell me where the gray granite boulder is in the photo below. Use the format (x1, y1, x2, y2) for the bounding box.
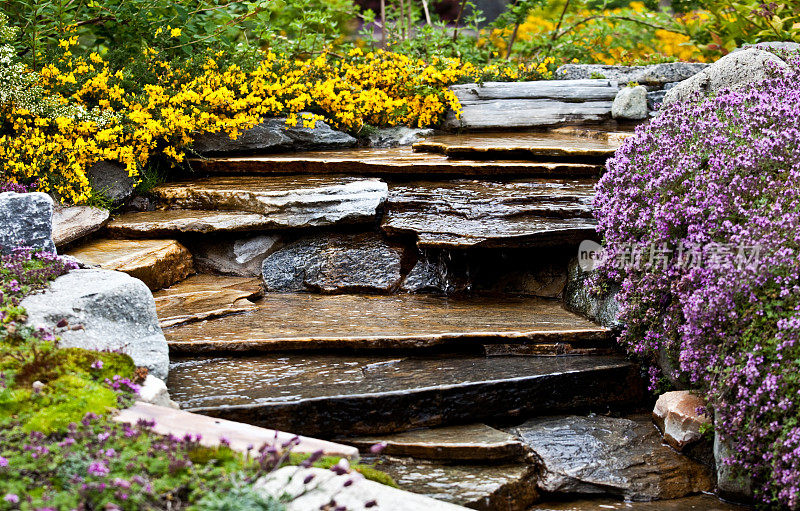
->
(0, 192, 56, 254)
(193, 115, 356, 155)
(740, 41, 800, 54)
(365, 127, 434, 147)
(663, 48, 789, 106)
(556, 62, 709, 85)
(564, 257, 621, 329)
(262, 232, 403, 293)
(21, 269, 169, 379)
(612, 85, 648, 120)
(87, 161, 134, 204)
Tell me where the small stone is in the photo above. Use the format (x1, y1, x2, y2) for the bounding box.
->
(255, 466, 470, 510)
(652, 391, 710, 450)
(52, 204, 109, 247)
(188, 234, 282, 277)
(32, 381, 45, 393)
(21, 269, 169, 379)
(67, 239, 194, 291)
(137, 375, 179, 409)
(0, 192, 56, 254)
(87, 161, 134, 204)
(262, 233, 404, 293)
(365, 127, 434, 147)
(663, 48, 789, 106)
(612, 85, 648, 120)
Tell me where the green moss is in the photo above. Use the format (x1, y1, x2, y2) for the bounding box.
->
(22, 374, 118, 433)
(290, 454, 398, 488)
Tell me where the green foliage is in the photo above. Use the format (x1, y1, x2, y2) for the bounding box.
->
(698, 0, 800, 54)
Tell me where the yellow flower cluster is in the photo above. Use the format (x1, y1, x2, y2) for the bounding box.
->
(1, 44, 529, 204)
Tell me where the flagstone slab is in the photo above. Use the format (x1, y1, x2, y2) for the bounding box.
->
(191, 146, 604, 178)
(344, 424, 525, 462)
(368, 455, 539, 511)
(150, 176, 387, 228)
(413, 132, 620, 160)
(52, 204, 109, 247)
(114, 402, 358, 459)
(166, 353, 643, 437)
(153, 274, 263, 328)
(164, 294, 611, 353)
(67, 238, 193, 290)
(449, 80, 620, 102)
(530, 495, 747, 511)
(443, 99, 614, 130)
(107, 210, 281, 237)
(381, 179, 597, 248)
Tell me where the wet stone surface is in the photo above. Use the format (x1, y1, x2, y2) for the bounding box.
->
(166, 353, 642, 437)
(163, 293, 611, 353)
(191, 146, 604, 178)
(529, 494, 748, 511)
(151, 175, 387, 228)
(381, 179, 597, 248)
(261, 232, 404, 293)
(367, 455, 539, 511)
(512, 414, 714, 501)
(107, 210, 285, 237)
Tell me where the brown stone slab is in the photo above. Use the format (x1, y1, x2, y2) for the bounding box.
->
(529, 495, 748, 511)
(153, 274, 263, 328)
(381, 179, 598, 249)
(67, 238, 193, 290)
(107, 210, 281, 237)
(189, 146, 604, 178)
(344, 424, 525, 461)
(367, 455, 538, 511)
(114, 402, 359, 459)
(413, 132, 620, 160)
(150, 176, 387, 228)
(52, 205, 110, 247)
(483, 343, 614, 357)
(164, 294, 611, 353)
(167, 354, 643, 437)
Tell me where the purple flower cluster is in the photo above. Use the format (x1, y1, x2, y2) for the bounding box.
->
(594, 55, 800, 508)
(0, 181, 37, 194)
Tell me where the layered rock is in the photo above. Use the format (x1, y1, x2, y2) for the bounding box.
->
(150, 176, 387, 228)
(512, 414, 714, 501)
(663, 48, 789, 106)
(192, 116, 356, 155)
(107, 210, 284, 237)
(21, 269, 169, 379)
(413, 132, 621, 160)
(652, 391, 710, 451)
(365, 127, 434, 147)
(52, 204, 109, 247)
(67, 238, 194, 290)
(369, 456, 539, 511)
(555, 62, 709, 85)
(382, 179, 597, 249)
(0, 192, 56, 254)
(261, 233, 404, 293)
(564, 257, 621, 329)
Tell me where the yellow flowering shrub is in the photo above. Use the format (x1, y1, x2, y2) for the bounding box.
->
(0, 35, 552, 205)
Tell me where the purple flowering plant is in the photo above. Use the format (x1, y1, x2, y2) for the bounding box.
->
(594, 54, 800, 508)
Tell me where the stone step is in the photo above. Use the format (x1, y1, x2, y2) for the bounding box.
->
(344, 424, 526, 462)
(413, 132, 621, 161)
(164, 293, 612, 354)
(382, 179, 597, 249)
(190, 146, 604, 178)
(66, 238, 194, 290)
(114, 402, 359, 459)
(366, 455, 539, 511)
(449, 80, 621, 102)
(107, 210, 288, 238)
(153, 274, 263, 328)
(149, 176, 387, 228)
(530, 495, 748, 511)
(167, 353, 643, 437)
(444, 100, 613, 130)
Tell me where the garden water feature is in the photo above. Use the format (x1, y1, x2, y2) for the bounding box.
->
(66, 126, 736, 510)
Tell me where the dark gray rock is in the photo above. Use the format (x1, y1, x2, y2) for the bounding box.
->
(87, 161, 134, 204)
(193, 115, 356, 155)
(52, 204, 109, 247)
(612, 85, 648, 120)
(663, 48, 789, 106)
(555, 62, 710, 85)
(647, 90, 667, 110)
(402, 257, 445, 293)
(564, 257, 621, 329)
(512, 415, 714, 500)
(0, 192, 56, 254)
(262, 232, 404, 293)
(189, 234, 282, 277)
(365, 127, 433, 147)
(21, 269, 169, 379)
(714, 422, 754, 504)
